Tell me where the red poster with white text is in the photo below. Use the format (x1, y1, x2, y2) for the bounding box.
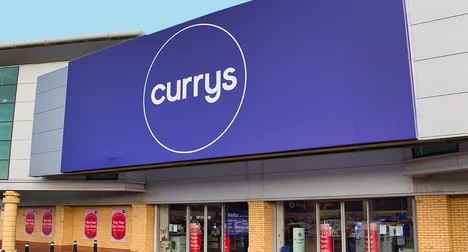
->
(190, 223, 201, 252)
(224, 224, 230, 252)
(320, 224, 332, 252)
(84, 210, 98, 240)
(111, 209, 127, 243)
(364, 223, 379, 252)
(41, 209, 53, 237)
(25, 209, 35, 236)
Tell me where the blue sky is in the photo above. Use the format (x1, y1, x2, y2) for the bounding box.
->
(1, 0, 250, 43)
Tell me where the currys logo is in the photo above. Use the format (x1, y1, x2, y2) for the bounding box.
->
(143, 24, 247, 154)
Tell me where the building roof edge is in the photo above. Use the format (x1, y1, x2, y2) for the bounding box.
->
(0, 30, 145, 50)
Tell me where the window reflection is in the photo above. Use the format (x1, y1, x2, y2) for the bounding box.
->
(284, 201, 317, 252)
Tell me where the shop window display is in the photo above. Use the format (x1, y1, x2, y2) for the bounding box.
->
(225, 202, 248, 252)
(283, 198, 415, 252)
(284, 201, 317, 252)
(158, 203, 248, 252)
(369, 197, 415, 252)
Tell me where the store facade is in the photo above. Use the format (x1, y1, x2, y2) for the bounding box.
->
(2, 0, 468, 252)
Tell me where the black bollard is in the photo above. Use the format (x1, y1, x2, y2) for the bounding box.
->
(93, 240, 97, 252)
(50, 241, 55, 252)
(73, 240, 78, 252)
(25, 242, 30, 252)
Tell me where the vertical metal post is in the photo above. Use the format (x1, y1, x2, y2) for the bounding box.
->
(186, 205, 190, 252)
(316, 202, 321, 252)
(340, 201, 346, 252)
(49, 242, 55, 252)
(93, 240, 97, 252)
(24, 242, 29, 252)
(73, 240, 77, 252)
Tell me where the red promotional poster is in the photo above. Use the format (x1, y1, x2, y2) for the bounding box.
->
(189, 223, 201, 252)
(224, 224, 230, 252)
(41, 209, 53, 237)
(369, 223, 379, 252)
(84, 210, 98, 240)
(24, 209, 35, 236)
(320, 224, 332, 252)
(364, 223, 379, 252)
(111, 209, 127, 243)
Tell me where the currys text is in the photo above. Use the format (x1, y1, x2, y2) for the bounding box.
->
(151, 67, 237, 105)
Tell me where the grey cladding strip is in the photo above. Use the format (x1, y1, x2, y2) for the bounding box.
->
(30, 66, 68, 177)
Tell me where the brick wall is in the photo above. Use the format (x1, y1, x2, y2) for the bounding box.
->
(415, 195, 452, 252)
(0, 204, 155, 252)
(449, 195, 468, 252)
(248, 201, 273, 252)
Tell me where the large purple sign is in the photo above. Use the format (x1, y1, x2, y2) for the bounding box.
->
(61, 0, 415, 172)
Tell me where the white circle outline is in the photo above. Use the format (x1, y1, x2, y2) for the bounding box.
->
(142, 23, 247, 154)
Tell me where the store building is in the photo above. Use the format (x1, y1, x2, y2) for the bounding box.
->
(0, 0, 468, 252)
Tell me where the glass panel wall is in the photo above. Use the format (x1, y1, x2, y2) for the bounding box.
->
(0, 66, 18, 180)
(344, 201, 367, 252)
(284, 201, 317, 252)
(319, 202, 342, 252)
(158, 203, 248, 252)
(283, 197, 415, 252)
(225, 202, 248, 252)
(369, 197, 415, 252)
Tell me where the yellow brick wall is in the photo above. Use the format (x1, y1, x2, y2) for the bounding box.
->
(248, 201, 273, 252)
(71, 206, 132, 250)
(130, 204, 154, 252)
(415, 195, 452, 252)
(1, 204, 155, 252)
(15, 207, 56, 243)
(449, 195, 468, 252)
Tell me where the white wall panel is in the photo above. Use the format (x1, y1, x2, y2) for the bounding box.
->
(417, 93, 468, 138)
(406, 0, 468, 140)
(413, 53, 468, 98)
(15, 84, 36, 102)
(10, 62, 69, 180)
(13, 102, 35, 122)
(408, 0, 468, 24)
(11, 121, 33, 140)
(410, 14, 468, 60)
(9, 140, 31, 160)
(17, 62, 68, 84)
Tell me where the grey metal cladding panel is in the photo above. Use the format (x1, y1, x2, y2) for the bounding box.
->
(36, 66, 68, 94)
(262, 164, 412, 199)
(143, 175, 248, 203)
(34, 86, 67, 115)
(32, 107, 66, 135)
(29, 151, 63, 177)
(31, 129, 64, 155)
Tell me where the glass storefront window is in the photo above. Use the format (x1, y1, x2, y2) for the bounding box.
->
(344, 201, 367, 252)
(225, 202, 248, 252)
(207, 205, 222, 252)
(190, 205, 205, 252)
(369, 197, 415, 252)
(158, 203, 248, 252)
(283, 198, 415, 252)
(284, 201, 317, 252)
(159, 204, 187, 252)
(319, 202, 342, 252)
